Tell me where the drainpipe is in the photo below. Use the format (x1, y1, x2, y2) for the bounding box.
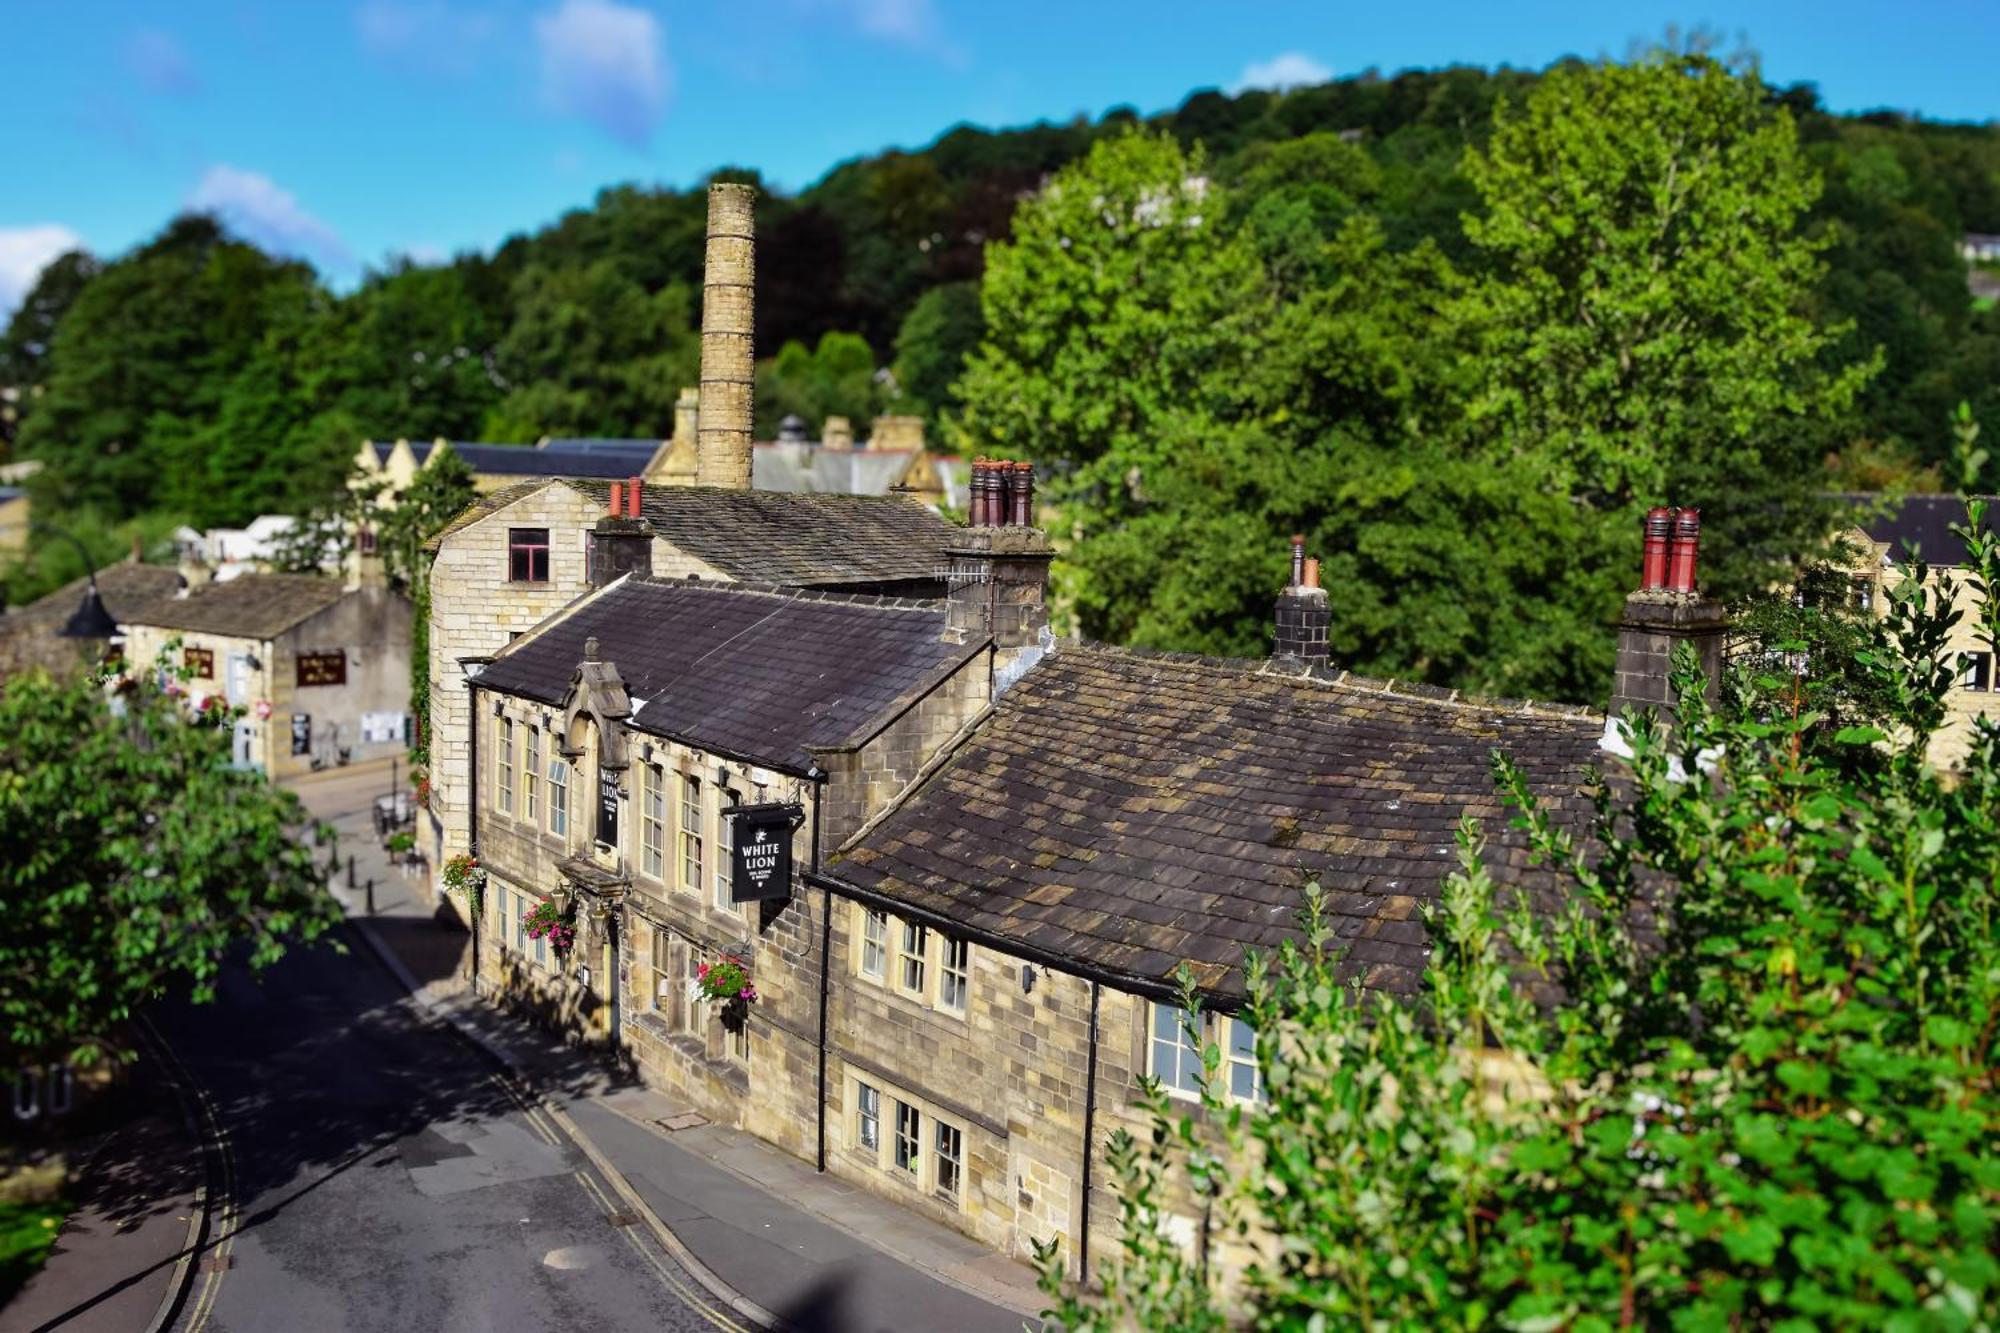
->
(463, 661, 487, 992)
(809, 765, 830, 1172)
(1080, 979, 1101, 1284)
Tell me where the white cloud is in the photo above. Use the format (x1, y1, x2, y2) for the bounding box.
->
(0, 225, 85, 320)
(1233, 51, 1332, 93)
(186, 165, 354, 270)
(125, 28, 199, 96)
(355, 1, 498, 76)
(533, 0, 670, 148)
(800, 0, 959, 61)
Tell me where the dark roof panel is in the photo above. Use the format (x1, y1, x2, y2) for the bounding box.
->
(831, 644, 1605, 999)
(1850, 493, 2000, 568)
(474, 576, 977, 773)
(0, 563, 184, 677)
(585, 480, 956, 587)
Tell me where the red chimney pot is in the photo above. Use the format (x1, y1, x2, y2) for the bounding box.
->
(608, 481, 623, 516)
(627, 476, 643, 517)
(1668, 507, 1701, 594)
(1641, 506, 1673, 591)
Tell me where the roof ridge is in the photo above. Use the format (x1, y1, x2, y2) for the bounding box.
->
(630, 575, 942, 614)
(1064, 639, 1601, 722)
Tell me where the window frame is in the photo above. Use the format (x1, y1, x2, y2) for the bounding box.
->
(897, 920, 928, 998)
(641, 763, 666, 880)
(507, 527, 551, 583)
(679, 773, 704, 895)
(523, 726, 541, 823)
(938, 935, 970, 1015)
(934, 1120, 963, 1202)
(1226, 1016, 1263, 1104)
(714, 786, 740, 912)
(859, 907, 888, 981)
(548, 755, 569, 838)
(855, 1082, 881, 1153)
(495, 717, 515, 815)
(650, 926, 671, 1013)
(892, 1099, 921, 1177)
(1149, 1002, 1203, 1101)
(1960, 650, 1993, 692)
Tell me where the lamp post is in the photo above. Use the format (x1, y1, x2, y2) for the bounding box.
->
(29, 522, 120, 640)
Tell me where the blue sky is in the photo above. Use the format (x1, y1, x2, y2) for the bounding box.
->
(2, 1, 1996, 315)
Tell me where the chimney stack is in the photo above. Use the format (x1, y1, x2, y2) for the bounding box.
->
(944, 464, 1052, 689)
(673, 387, 700, 447)
(697, 183, 757, 489)
(822, 415, 854, 451)
(1272, 535, 1330, 666)
(1609, 504, 1727, 726)
(589, 475, 653, 588)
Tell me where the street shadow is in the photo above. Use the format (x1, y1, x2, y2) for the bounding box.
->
(357, 899, 471, 990)
(11, 931, 648, 1331)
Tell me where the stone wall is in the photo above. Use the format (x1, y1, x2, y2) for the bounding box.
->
(122, 586, 410, 780)
(426, 482, 725, 899)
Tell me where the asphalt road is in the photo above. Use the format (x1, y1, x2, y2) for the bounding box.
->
(151, 928, 742, 1333)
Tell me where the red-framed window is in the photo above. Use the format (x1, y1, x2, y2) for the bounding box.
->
(508, 528, 550, 582)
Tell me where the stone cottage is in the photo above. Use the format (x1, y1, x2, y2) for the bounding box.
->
(120, 568, 412, 776)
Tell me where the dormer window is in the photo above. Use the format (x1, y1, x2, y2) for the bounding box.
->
(508, 528, 550, 582)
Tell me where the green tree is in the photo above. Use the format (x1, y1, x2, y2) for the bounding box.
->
(1045, 502, 2000, 1328)
(0, 650, 340, 1065)
(16, 216, 321, 520)
(482, 261, 697, 440)
(0, 249, 99, 451)
(891, 281, 983, 419)
(1454, 52, 1874, 607)
(755, 330, 884, 438)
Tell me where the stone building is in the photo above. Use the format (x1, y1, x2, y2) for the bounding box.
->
(421, 475, 963, 884)
(422, 180, 966, 893)
(1836, 493, 2000, 766)
(0, 557, 180, 680)
(120, 569, 412, 776)
(353, 435, 666, 499)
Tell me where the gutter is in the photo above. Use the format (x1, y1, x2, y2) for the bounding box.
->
(803, 865, 1247, 1015)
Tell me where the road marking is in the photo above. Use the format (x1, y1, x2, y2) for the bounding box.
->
(139, 1017, 237, 1333)
(573, 1170, 749, 1333)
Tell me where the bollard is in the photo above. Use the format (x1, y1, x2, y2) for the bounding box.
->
(348, 855, 356, 889)
(366, 878, 375, 916)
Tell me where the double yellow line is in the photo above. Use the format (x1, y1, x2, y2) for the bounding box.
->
(483, 1069, 753, 1333)
(137, 1016, 238, 1333)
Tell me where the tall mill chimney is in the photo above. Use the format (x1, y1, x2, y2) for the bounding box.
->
(698, 183, 756, 489)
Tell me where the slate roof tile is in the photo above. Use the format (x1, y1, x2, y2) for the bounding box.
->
(830, 642, 1604, 1000)
(474, 575, 978, 774)
(120, 573, 352, 639)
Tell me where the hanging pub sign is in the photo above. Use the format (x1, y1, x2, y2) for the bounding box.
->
(729, 802, 804, 903)
(597, 765, 621, 848)
(296, 650, 347, 687)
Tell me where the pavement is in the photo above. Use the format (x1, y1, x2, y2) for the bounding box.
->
(0, 1052, 203, 1333)
(288, 757, 1046, 1332)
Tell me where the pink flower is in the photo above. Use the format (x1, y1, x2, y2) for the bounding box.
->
(738, 986, 756, 1001)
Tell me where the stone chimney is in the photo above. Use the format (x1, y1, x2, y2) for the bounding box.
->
(589, 477, 653, 588)
(869, 415, 925, 452)
(673, 387, 700, 448)
(1272, 535, 1330, 665)
(821, 415, 854, 450)
(697, 183, 756, 489)
(347, 523, 389, 591)
(945, 461, 1052, 691)
(1608, 506, 1729, 725)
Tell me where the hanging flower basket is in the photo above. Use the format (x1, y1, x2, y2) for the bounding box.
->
(442, 853, 486, 910)
(694, 955, 757, 1005)
(524, 898, 575, 955)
